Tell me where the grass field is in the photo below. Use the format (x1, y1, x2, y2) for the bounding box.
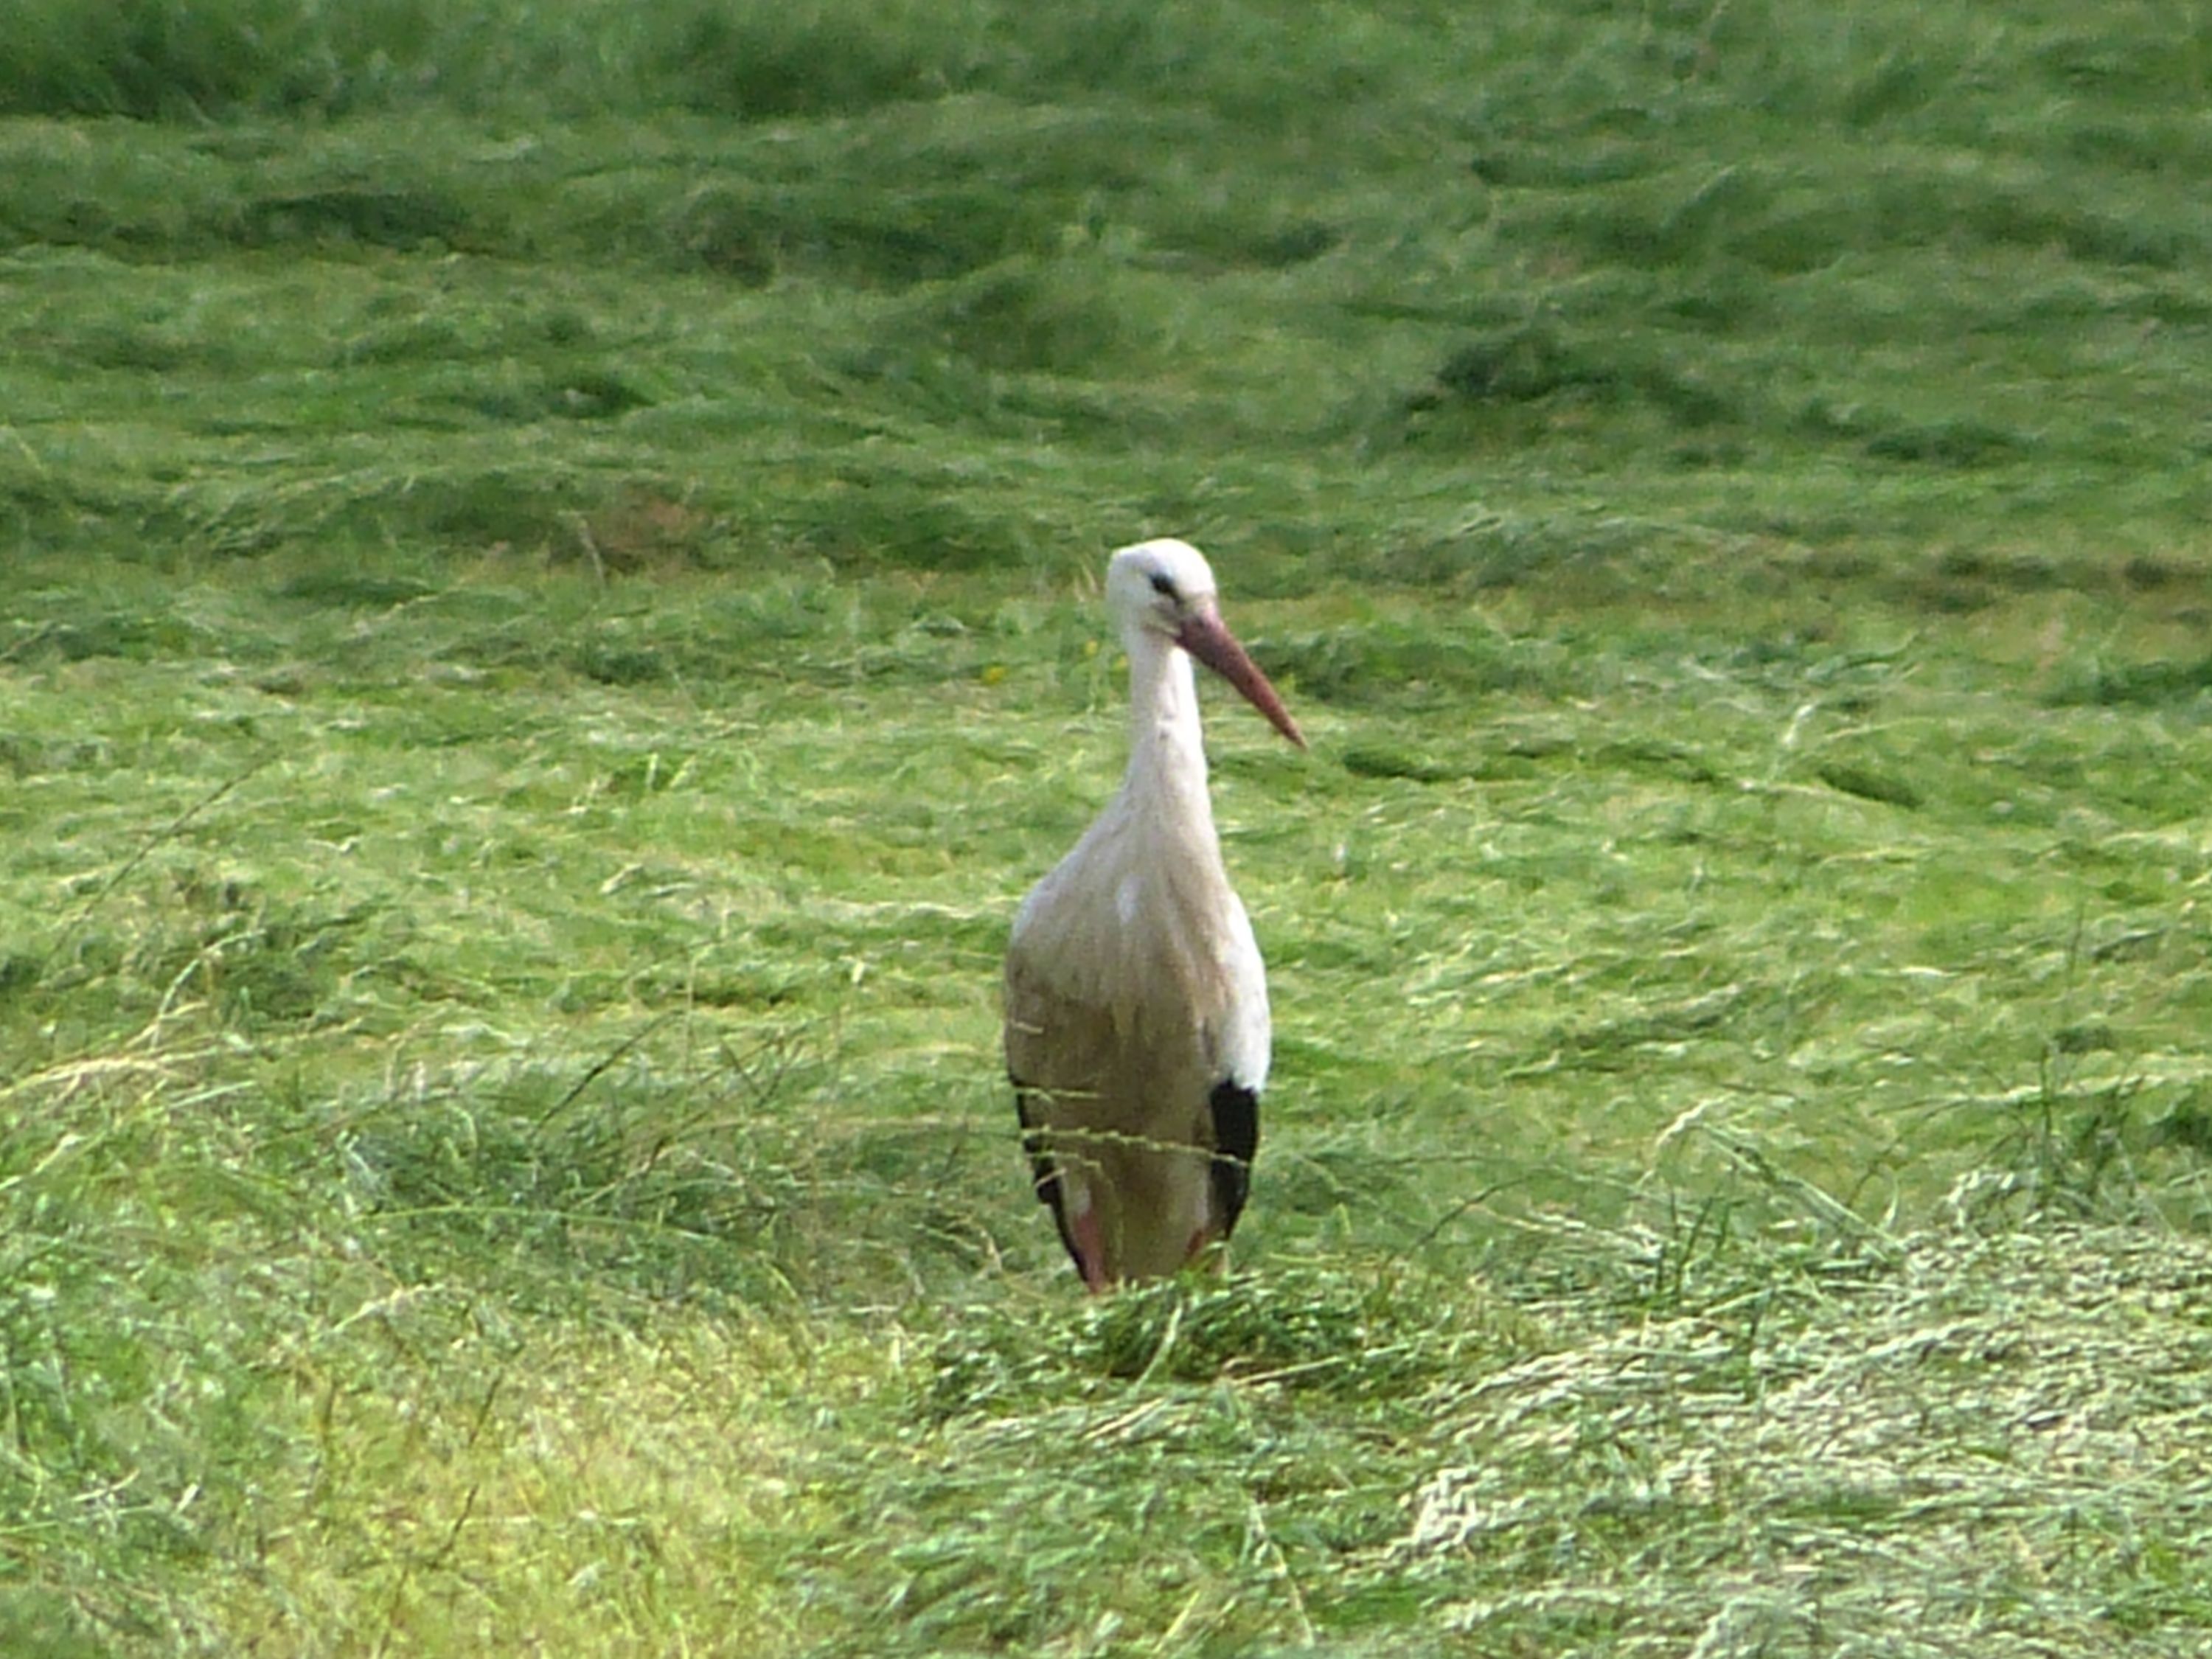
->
(6, 2, 2212, 1652)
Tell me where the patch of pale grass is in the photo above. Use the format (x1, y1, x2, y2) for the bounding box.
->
(0, 1015, 856, 1658)
(799, 1263, 1526, 1657)
(1394, 1225, 2212, 1655)
(218, 1314, 818, 1658)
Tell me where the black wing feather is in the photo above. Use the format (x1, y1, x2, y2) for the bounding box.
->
(1206, 1079, 1260, 1239)
(1014, 1079, 1087, 1277)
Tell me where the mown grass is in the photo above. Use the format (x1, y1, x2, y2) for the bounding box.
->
(6, 1, 2212, 1652)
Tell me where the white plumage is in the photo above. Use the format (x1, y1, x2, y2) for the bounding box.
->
(1004, 539, 1304, 1288)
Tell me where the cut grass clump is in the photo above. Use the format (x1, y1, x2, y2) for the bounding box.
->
(902, 257, 1144, 378)
(926, 1265, 1517, 1418)
(1406, 324, 1742, 432)
(338, 1046, 821, 1310)
(1860, 414, 2030, 467)
(2, 0, 302, 119)
(650, 1, 972, 121)
(1947, 1046, 2199, 1228)
(2049, 653, 2212, 709)
(235, 186, 472, 254)
(654, 170, 1042, 287)
(1812, 758, 1924, 810)
(121, 886, 378, 1030)
(1404, 324, 2034, 474)
(1265, 617, 1563, 710)
(0, 0, 1468, 131)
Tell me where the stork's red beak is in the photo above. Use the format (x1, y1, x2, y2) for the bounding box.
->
(1178, 608, 1306, 749)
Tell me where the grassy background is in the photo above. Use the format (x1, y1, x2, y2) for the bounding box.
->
(6, 1, 2212, 1652)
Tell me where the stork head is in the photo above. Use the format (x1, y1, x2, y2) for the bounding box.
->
(1107, 539, 1305, 748)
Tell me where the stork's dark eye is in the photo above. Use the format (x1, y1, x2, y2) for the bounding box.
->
(1149, 572, 1178, 598)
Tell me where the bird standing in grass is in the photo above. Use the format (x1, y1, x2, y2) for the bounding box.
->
(1004, 538, 1305, 1289)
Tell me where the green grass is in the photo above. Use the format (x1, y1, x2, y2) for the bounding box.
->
(6, 1, 2212, 1652)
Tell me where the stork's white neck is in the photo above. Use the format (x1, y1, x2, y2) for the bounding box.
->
(1120, 625, 1213, 830)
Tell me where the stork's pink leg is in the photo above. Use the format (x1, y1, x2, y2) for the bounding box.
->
(1071, 1203, 1113, 1293)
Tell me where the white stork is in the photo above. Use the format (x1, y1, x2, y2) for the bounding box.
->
(1004, 538, 1305, 1289)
